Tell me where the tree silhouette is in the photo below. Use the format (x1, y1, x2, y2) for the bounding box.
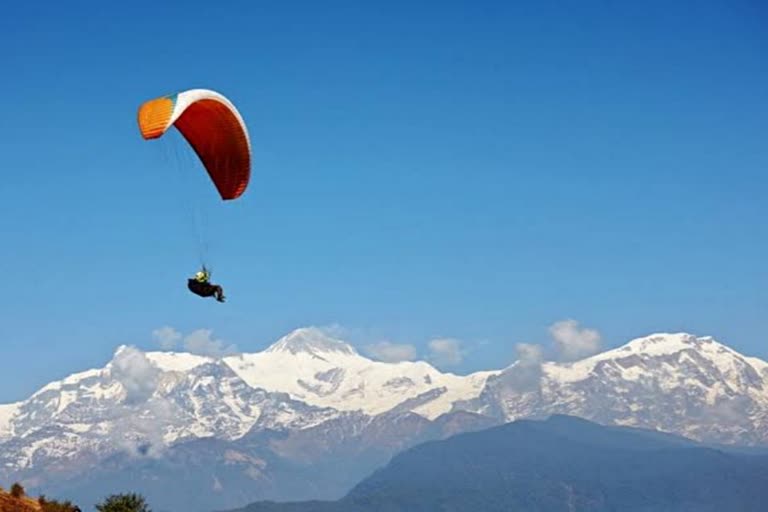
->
(10, 482, 25, 498)
(95, 493, 151, 512)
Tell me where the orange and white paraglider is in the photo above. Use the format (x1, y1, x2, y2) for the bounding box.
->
(138, 88, 251, 200)
(137, 88, 251, 302)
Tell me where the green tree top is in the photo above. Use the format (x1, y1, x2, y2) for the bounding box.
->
(95, 493, 151, 512)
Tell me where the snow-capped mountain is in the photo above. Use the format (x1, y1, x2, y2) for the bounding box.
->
(0, 346, 337, 476)
(223, 327, 496, 419)
(461, 333, 768, 444)
(1, 328, 767, 512)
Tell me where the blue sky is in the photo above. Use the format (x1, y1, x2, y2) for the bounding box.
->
(1, 0, 766, 402)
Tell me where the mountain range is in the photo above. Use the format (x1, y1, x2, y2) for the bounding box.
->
(231, 414, 768, 512)
(1, 328, 767, 511)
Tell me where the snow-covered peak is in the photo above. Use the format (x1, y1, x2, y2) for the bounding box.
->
(583, 332, 750, 369)
(227, 329, 494, 420)
(617, 333, 722, 357)
(264, 327, 358, 357)
(543, 332, 765, 392)
(558, 332, 721, 363)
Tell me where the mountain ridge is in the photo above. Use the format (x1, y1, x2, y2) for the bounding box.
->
(2, 328, 768, 511)
(228, 414, 768, 512)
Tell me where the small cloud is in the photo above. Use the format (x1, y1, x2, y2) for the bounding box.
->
(183, 329, 238, 358)
(111, 346, 161, 404)
(365, 341, 417, 363)
(152, 326, 238, 357)
(152, 326, 182, 350)
(515, 342, 544, 366)
(549, 319, 602, 362)
(118, 397, 175, 459)
(428, 338, 464, 367)
(498, 342, 544, 393)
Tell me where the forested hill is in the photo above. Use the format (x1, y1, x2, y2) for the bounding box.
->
(230, 415, 768, 512)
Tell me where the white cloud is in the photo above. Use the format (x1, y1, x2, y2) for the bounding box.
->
(515, 342, 544, 366)
(183, 329, 238, 358)
(152, 326, 182, 350)
(365, 341, 417, 363)
(498, 342, 544, 393)
(111, 346, 161, 404)
(428, 338, 464, 367)
(549, 319, 602, 362)
(152, 326, 238, 358)
(118, 397, 175, 459)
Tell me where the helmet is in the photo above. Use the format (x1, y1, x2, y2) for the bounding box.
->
(195, 271, 206, 281)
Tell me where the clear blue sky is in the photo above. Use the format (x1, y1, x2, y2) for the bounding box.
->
(1, 0, 766, 402)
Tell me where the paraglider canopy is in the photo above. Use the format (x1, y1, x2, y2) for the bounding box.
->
(137, 89, 251, 200)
